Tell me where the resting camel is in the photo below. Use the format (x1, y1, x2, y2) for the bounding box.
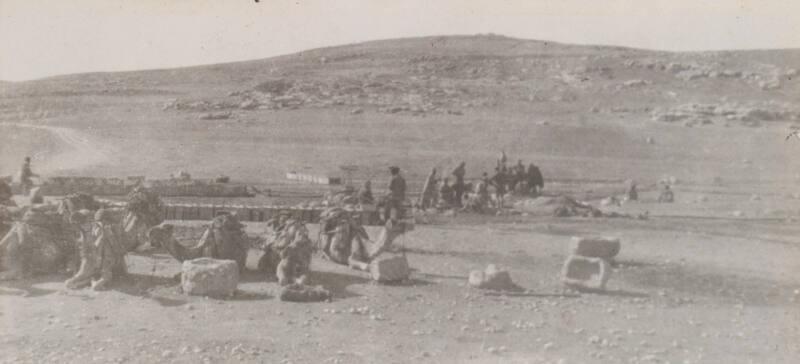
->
(318, 207, 411, 271)
(148, 212, 249, 273)
(64, 187, 164, 290)
(0, 193, 101, 281)
(257, 215, 314, 286)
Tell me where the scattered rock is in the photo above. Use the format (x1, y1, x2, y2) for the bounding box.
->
(199, 111, 232, 120)
(468, 264, 520, 291)
(239, 99, 259, 110)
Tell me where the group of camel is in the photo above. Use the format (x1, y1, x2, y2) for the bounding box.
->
(0, 187, 409, 293)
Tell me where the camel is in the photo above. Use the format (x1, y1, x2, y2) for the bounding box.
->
(148, 212, 250, 273)
(317, 207, 412, 272)
(64, 187, 164, 290)
(257, 216, 314, 286)
(0, 193, 101, 281)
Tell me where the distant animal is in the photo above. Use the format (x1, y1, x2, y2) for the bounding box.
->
(149, 213, 250, 273)
(786, 130, 800, 141)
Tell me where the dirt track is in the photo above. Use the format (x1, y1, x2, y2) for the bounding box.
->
(0, 123, 113, 177)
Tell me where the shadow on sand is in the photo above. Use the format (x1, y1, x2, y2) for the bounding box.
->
(308, 270, 370, 299)
(0, 274, 62, 298)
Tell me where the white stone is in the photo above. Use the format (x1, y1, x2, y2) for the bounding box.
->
(181, 258, 239, 297)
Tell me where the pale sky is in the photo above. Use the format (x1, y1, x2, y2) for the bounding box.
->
(1, 0, 798, 81)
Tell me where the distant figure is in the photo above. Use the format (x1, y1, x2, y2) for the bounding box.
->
(511, 160, 526, 192)
(357, 180, 374, 205)
(489, 168, 507, 208)
(438, 178, 455, 209)
(419, 168, 438, 209)
(658, 184, 674, 203)
(477, 172, 491, 207)
(452, 162, 466, 207)
(384, 166, 406, 222)
(527, 163, 544, 196)
(626, 181, 638, 201)
(19, 157, 38, 196)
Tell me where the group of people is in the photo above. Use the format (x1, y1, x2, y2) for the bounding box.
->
(418, 154, 545, 212)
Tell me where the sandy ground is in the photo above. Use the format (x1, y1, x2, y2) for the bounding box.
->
(2, 185, 800, 364)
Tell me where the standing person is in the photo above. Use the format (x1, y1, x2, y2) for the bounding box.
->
(490, 168, 507, 209)
(384, 166, 407, 222)
(418, 168, 438, 209)
(438, 178, 454, 208)
(498, 150, 508, 170)
(514, 160, 526, 192)
(451, 162, 466, 208)
(658, 184, 674, 203)
(357, 180, 375, 205)
(19, 157, 38, 196)
(626, 181, 638, 201)
(477, 172, 491, 207)
(527, 163, 544, 196)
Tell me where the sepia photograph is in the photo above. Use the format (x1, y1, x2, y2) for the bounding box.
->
(1, 1, 799, 363)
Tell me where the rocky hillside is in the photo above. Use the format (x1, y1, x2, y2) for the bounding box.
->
(2, 34, 799, 126)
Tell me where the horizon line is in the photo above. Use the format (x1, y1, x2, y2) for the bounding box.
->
(3, 33, 799, 83)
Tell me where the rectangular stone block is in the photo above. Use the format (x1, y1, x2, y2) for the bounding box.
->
(569, 236, 620, 260)
(369, 254, 410, 283)
(181, 258, 239, 297)
(561, 255, 611, 291)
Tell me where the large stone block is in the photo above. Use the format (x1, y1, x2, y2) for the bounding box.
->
(181, 258, 239, 297)
(468, 264, 518, 291)
(369, 254, 410, 283)
(561, 255, 611, 291)
(569, 236, 620, 260)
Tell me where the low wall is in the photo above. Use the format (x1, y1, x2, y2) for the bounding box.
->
(158, 203, 382, 225)
(286, 172, 342, 185)
(8, 176, 253, 197)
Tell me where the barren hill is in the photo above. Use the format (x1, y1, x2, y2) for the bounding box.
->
(1, 35, 799, 185)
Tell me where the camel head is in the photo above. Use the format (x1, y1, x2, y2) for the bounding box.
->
(147, 223, 176, 249)
(126, 186, 164, 227)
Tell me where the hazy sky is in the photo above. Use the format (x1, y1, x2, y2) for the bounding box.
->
(1, 0, 798, 81)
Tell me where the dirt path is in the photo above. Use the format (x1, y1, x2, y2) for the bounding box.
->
(0, 122, 114, 175)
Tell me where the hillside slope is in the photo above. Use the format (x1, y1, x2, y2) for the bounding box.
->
(0, 35, 798, 184)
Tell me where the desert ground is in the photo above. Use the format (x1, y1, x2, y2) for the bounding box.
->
(1, 35, 800, 363)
